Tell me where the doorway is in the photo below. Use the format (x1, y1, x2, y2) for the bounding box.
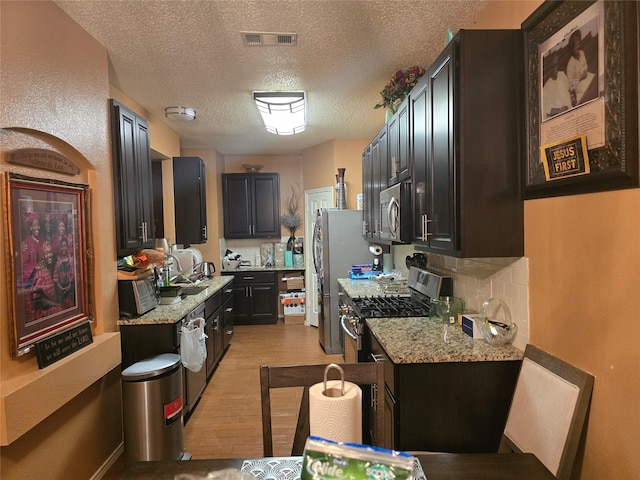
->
(304, 187, 334, 327)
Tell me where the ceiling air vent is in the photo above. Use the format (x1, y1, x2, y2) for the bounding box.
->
(241, 31, 297, 47)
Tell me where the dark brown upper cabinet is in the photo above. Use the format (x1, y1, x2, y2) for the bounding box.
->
(222, 173, 280, 239)
(388, 97, 410, 185)
(173, 156, 207, 246)
(110, 99, 155, 257)
(411, 30, 524, 258)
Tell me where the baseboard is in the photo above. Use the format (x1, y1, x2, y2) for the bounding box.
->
(91, 442, 124, 480)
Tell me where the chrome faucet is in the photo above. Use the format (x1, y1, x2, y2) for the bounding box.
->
(166, 254, 184, 273)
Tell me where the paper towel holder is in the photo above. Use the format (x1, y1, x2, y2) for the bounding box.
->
(323, 363, 346, 397)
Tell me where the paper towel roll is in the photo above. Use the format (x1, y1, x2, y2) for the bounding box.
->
(309, 379, 362, 443)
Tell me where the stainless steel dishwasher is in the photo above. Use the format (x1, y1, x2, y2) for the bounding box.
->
(183, 303, 207, 420)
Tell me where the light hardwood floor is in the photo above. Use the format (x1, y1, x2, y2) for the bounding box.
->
(184, 321, 343, 459)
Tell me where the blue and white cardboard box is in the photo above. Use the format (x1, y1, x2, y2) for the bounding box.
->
(461, 314, 484, 339)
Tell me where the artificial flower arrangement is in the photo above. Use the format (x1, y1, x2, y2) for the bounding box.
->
(281, 184, 302, 236)
(374, 65, 426, 114)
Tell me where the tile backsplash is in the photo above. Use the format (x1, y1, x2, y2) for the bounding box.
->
(392, 244, 529, 351)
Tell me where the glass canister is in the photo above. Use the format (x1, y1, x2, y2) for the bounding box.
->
(274, 243, 286, 266)
(430, 296, 465, 325)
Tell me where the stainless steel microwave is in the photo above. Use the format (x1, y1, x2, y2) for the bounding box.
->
(379, 182, 412, 243)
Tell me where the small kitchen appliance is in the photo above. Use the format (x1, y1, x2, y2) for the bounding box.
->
(118, 271, 160, 317)
(369, 244, 383, 272)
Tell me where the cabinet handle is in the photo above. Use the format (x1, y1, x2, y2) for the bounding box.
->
(371, 353, 385, 363)
(139, 222, 148, 242)
(362, 221, 367, 236)
(244, 276, 254, 280)
(224, 288, 233, 294)
(202, 225, 207, 239)
(421, 214, 432, 241)
(371, 384, 378, 410)
(225, 307, 233, 313)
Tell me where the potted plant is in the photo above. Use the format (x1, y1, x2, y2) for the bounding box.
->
(374, 65, 426, 116)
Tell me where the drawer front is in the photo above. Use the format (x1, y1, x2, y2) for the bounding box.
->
(233, 271, 276, 284)
(368, 330, 395, 397)
(205, 291, 222, 315)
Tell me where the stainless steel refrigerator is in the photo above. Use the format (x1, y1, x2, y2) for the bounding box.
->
(313, 208, 371, 354)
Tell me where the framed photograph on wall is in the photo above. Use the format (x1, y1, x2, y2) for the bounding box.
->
(522, 0, 638, 199)
(2, 173, 92, 356)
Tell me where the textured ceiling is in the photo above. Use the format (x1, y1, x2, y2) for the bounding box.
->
(55, 0, 488, 156)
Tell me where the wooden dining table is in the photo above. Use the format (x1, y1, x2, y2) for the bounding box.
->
(122, 452, 555, 480)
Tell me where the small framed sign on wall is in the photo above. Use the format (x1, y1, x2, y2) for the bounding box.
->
(2, 173, 92, 357)
(522, 0, 638, 199)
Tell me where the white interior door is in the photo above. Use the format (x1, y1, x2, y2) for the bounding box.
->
(304, 187, 334, 327)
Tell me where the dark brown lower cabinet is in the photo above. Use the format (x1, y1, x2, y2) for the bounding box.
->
(223, 271, 278, 325)
(365, 327, 520, 452)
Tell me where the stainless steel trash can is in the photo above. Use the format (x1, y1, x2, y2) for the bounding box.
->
(122, 353, 184, 462)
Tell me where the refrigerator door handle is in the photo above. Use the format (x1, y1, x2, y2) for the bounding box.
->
(312, 220, 320, 274)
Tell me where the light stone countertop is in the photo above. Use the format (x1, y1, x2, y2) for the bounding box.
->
(118, 276, 233, 326)
(220, 266, 305, 273)
(367, 317, 523, 364)
(338, 277, 522, 364)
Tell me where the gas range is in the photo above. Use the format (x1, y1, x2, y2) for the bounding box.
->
(348, 295, 432, 318)
(346, 267, 452, 319)
(340, 267, 452, 362)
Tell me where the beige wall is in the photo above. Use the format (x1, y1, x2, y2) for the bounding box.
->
(473, 2, 640, 479)
(302, 140, 367, 210)
(1, 1, 122, 478)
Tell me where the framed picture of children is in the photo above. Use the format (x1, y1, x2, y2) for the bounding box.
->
(522, 0, 638, 198)
(2, 173, 91, 357)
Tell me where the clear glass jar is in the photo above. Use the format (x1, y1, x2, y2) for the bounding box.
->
(430, 296, 464, 325)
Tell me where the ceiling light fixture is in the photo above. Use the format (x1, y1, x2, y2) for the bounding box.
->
(165, 106, 196, 121)
(253, 91, 306, 135)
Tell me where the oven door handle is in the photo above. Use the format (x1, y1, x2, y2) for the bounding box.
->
(371, 353, 386, 363)
(340, 315, 358, 341)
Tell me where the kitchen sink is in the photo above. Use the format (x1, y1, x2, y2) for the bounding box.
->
(175, 284, 208, 295)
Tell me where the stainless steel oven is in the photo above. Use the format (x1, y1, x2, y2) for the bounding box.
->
(339, 291, 362, 363)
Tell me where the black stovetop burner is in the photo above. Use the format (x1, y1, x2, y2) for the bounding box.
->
(350, 295, 432, 318)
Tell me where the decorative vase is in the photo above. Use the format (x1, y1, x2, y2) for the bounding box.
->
(287, 230, 297, 251)
(385, 109, 393, 123)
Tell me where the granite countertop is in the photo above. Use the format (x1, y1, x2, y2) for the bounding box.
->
(338, 277, 411, 297)
(337, 277, 522, 365)
(367, 317, 523, 364)
(221, 265, 305, 273)
(118, 276, 233, 326)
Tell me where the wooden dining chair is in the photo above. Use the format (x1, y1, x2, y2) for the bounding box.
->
(499, 344, 594, 480)
(260, 362, 385, 457)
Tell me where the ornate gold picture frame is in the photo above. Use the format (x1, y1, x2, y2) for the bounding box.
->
(2, 173, 91, 356)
